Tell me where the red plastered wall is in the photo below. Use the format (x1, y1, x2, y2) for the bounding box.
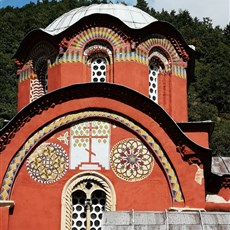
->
(3, 97, 209, 230)
(0, 206, 10, 230)
(17, 80, 30, 111)
(48, 63, 84, 92)
(184, 132, 209, 148)
(171, 76, 188, 122)
(158, 73, 171, 115)
(9, 159, 170, 230)
(47, 61, 188, 123)
(114, 62, 149, 96)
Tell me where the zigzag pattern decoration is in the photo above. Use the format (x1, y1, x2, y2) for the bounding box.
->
(30, 78, 46, 102)
(0, 111, 184, 202)
(70, 27, 124, 49)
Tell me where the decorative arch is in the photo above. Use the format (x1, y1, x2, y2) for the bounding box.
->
(83, 41, 114, 83)
(84, 44, 112, 57)
(148, 46, 172, 104)
(24, 41, 57, 101)
(148, 48, 171, 73)
(140, 35, 180, 62)
(0, 111, 184, 203)
(17, 41, 57, 102)
(84, 43, 112, 64)
(17, 60, 34, 83)
(61, 171, 116, 230)
(70, 27, 124, 50)
(27, 41, 57, 66)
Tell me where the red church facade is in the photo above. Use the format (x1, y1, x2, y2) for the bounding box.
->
(1, 4, 229, 230)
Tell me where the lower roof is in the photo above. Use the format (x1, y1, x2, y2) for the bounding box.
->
(102, 211, 230, 228)
(212, 157, 230, 176)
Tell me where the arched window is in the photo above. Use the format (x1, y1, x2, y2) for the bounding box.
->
(149, 62, 159, 103)
(84, 41, 113, 83)
(91, 57, 106, 83)
(71, 187, 106, 230)
(148, 47, 171, 104)
(28, 41, 57, 102)
(61, 172, 116, 230)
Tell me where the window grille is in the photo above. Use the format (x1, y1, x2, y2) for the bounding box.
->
(71, 189, 106, 230)
(149, 63, 159, 103)
(91, 58, 106, 83)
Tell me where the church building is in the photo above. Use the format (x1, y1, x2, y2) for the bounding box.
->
(0, 4, 229, 230)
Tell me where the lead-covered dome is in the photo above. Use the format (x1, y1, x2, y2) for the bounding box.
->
(44, 4, 157, 35)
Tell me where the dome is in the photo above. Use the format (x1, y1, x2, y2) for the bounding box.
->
(44, 4, 157, 35)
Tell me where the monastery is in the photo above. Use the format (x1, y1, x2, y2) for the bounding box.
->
(0, 4, 229, 229)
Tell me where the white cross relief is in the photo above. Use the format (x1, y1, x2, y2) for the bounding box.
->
(70, 121, 110, 170)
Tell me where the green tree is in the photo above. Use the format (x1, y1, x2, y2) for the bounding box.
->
(211, 120, 230, 156)
(135, 0, 149, 12)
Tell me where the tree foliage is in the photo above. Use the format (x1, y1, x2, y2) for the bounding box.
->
(135, 0, 149, 12)
(0, 0, 229, 156)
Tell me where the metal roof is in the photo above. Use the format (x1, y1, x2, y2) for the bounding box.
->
(102, 211, 230, 229)
(212, 157, 230, 176)
(43, 4, 157, 35)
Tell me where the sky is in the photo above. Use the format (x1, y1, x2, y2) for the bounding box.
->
(0, 0, 229, 28)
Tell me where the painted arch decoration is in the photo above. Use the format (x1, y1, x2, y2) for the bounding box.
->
(0, 111, 184, 202)
(140, 35, 188, 79)
(140, 34, 180, 62)
(69, 27, 124, 50)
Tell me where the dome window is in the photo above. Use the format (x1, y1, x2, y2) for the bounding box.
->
(84, 42, 113, 83)
(149, 63, 159, 103)
(91, 57, 106, 83)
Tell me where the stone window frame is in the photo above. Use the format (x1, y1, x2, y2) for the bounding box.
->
(148, 47, 171, 103)
(61, 171, 116, 230)
(84, 42, 113, 83)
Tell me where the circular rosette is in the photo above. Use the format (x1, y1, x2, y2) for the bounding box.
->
(26, 142, 69, 184)
(110, 138, 154, 181)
